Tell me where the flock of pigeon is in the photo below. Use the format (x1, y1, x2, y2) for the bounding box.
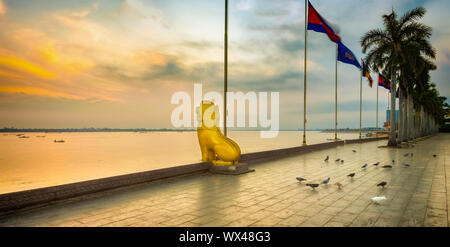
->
(295, 150, 438, 205)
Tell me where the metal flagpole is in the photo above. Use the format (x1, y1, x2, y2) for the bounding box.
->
(359, 60, 362, 139)
(224, 0, 228, 136)
(302, 0, 308, 146)
(376, 81, 379, 135)
(334, 43, 338, 142)
(387, 90, 390, 132)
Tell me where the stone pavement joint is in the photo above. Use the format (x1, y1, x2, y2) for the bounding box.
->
(0, 134, 449, 227)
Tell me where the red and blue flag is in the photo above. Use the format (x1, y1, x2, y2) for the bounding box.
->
(378, 73, 391, 90)
(307, 1, 341, 43)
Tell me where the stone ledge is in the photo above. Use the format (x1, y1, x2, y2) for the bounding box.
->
(209, 163, 255, 175)
(344, 137, 388, 144)
(0, 162, 210, 214)
(240, 141, 345, 163)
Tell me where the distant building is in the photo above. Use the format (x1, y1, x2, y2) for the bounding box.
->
(386, 110, 399, 122)
(384, 110, 399, 131)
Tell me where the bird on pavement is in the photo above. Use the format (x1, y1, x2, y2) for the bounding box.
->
(322, 177, 330, 185)
(335, 182, 343, 190)
(296, 177, 307, 183)
(347, 173, 356, 178)
(324, 156, 329, 162)
(377, 181, 387, 188)
(371, 196, 387, 205)
(403, 163, 410, 167)
(361, 164, 368, 169)
(411, 153, 414, 157)
(373, 162, 380, 166)
(433, 154, 437, 158)
(382, 165, 393, 169)
(306, 183, 319, 190)
(341, 160, 344, 163)
(404, 153, 409, 157)
(335, 158, 341, 162)
(352, 150, 357, 153)
(392, 159, 395, 163)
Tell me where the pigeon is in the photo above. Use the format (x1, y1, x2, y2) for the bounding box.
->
(335, 158, 341, 162)
(373, 162, 380, 166)
(403, 153, 409, 157)
(403, 163, 410, 167)
(361, 164, 368, 169)
(433, 154, 437, 158)
(352, 150, 357, 153)
(347, 173, 356, 178)
(392, 159, 395, 163)
(411, 153, 414, 157)
(382, 165, 393, 169)
(324, 156, 329, 162)
(377, 181, 387, 188)
(341, 160, 344, 163)
(335, 182, 343, 189)
(306, 183, 319, 190)
(322, 177, 330, 184)
(296, 177, 307, 183)
(371, 196, 387, 205)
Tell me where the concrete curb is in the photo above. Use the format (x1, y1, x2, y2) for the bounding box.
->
(0, 137, 385, 214)
(241, 141, 345, 164)
(0, 162, 210, 214)
(344, 137, 388, 144)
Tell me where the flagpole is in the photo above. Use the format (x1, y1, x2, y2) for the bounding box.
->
(359, 60, 362, 139)
(224, 0, 228, 136)
(334, 43, 338, 142)
(376, 82, 379, 135)
(302, 0, 308, 146)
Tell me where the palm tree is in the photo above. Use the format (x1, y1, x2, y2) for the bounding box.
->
(410, 57, 436, 137)
(360, 7, 436, 146)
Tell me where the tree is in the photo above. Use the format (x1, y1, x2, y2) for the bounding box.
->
(360, 7, 436, 146)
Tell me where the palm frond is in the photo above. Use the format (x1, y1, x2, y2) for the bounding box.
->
(400, 22, 432, 40)
(360, 29, 390, 53)
(399, 7, 426, 27)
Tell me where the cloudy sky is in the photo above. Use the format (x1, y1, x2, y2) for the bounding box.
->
(0, 0, 448, 129)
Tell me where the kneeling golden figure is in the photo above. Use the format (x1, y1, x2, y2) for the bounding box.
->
(197, 101, 241, 166)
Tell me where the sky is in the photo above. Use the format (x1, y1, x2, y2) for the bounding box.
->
(0, 0, 449, 129)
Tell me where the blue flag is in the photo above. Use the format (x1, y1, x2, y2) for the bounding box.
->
(337, 42, 361, 69)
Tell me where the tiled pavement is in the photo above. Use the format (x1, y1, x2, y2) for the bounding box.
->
(0, 134, 448, 227)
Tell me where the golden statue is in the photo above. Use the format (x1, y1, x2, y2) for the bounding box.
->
(197, 101, 241, 166)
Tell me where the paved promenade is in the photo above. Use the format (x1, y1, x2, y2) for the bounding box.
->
(0, 134, 449, 227)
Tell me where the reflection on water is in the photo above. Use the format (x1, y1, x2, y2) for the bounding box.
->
(0, 131, 358, 194)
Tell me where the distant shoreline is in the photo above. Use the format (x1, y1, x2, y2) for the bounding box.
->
(0, 128, 385, 133)
(0, 128, 196, 133)
(320, 130, 385, 134)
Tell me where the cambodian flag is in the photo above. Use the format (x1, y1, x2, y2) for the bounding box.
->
(307, 1, 341, 43)
(378, 73, 391, 90)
